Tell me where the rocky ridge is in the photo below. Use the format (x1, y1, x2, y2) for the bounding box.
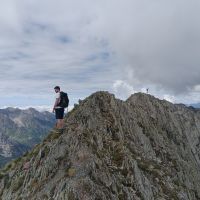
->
(0, 91, 200, 200)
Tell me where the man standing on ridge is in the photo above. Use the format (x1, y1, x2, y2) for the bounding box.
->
(53, 86, 69, 129)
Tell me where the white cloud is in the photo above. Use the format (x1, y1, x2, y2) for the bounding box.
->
(0, 0, 200, 105)
(91, 0, 200, 94)
(163, 95, 175, 103)
(113, 80, 135, 99)
(193, 85, 200, 92)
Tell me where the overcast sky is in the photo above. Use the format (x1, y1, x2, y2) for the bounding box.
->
(0, 0, 200, 110)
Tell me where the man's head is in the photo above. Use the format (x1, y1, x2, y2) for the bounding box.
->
(54, 86, 60, 93)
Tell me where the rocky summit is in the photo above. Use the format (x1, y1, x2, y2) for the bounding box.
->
(0, 91, 200, 200)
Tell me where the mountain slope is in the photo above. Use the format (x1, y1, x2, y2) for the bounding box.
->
(0, 107, 55, 145)
(0, 92, 200, 200)
(0, 108, 55, 167)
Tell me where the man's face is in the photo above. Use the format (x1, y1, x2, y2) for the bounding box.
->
(54, 89, 59, 93)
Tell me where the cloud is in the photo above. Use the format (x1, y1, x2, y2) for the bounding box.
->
(113, 80, 135, 99)
(91, 0, 200, 94)
(0, 1, 117, 105)
(163, 95, 175, 103)
(0, 0, 200, 106)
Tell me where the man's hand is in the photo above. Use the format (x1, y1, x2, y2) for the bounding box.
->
(52, 108, 55, 113)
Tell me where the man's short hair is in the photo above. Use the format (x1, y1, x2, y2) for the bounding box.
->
(54, 86, 60, 90)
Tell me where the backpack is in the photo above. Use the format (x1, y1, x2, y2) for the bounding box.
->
(59, 92, 69, 108)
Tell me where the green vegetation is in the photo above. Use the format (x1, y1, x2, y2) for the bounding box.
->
(12, 176, 24, 192)
(67, 190, 76, 200)
(43, 130, 61, 142)
(67, 168, 76, 177)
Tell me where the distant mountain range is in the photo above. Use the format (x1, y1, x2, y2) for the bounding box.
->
(0, 107, 55, 167)
(189, 103, 200, 108)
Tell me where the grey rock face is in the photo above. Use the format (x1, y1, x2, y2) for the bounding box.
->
(0, 92, 200, 200)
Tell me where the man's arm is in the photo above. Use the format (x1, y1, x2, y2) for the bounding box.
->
(52, 98, 60, 113)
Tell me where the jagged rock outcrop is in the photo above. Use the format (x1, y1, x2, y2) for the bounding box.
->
(0, 91, 200, 200)
(0, 108, 55, 167)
